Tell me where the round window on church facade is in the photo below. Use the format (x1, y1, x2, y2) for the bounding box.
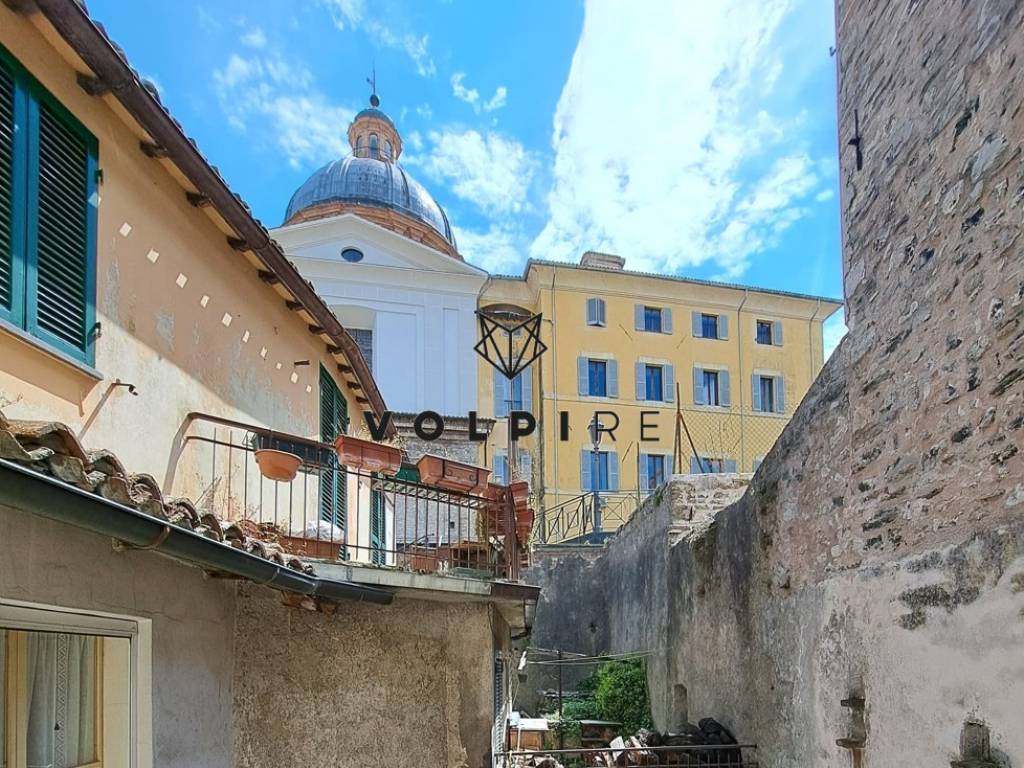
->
(341, 248, 364, 263)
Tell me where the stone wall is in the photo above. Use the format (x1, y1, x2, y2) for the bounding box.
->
(521, 475, 750, 718)
(232, 584, 497, 768)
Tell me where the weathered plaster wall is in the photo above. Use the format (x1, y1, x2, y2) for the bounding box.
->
(0, 503, 237, 768)
(232, 585, 496, 768)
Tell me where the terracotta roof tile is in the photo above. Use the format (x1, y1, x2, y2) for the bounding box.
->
(0, 409, 316, 576)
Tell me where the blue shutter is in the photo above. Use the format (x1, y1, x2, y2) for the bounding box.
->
(751, 374, 762, 412)
(664, 364, 675, 403)
(580, 450, 592, 491)
(577, 356, 588, 395)
(775, 376, 786, 413)
(586, 297, 597, 325)
(693, 367, 706, 405)
(639, 453, 649, 493)
(719, 370, 730, 407)
(607, 359, 619, 398)
(635, 362, 645, 401)
(725, 459, 737, 473)
(773, 320, 784, 346)
(598, 298, 606, 326)
(662, 308, 673, 334)
(495, 372, 509, 418)
(718, 314, 729, 340)
(608, 451, 619, 491)
(689, 456, 700, 474)
(521, 366, 533, 411)
(691, 311, 702, 337)
(634, 303, 644, 330)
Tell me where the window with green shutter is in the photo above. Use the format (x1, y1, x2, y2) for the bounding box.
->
(0, 45, 97, 364)
(319, 365, 349, 546)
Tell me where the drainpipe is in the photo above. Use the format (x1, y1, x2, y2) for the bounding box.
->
(736, 289, 749, 469)
(0, 460, 394, 605)
(549, 269, 559, 511)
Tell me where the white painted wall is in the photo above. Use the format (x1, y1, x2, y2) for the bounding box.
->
(271, 214, 488, 417)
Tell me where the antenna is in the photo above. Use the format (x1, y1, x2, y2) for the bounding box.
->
(366, 64, 379, 107)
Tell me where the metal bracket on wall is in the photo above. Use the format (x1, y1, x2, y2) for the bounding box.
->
(848, 109, 863, 170)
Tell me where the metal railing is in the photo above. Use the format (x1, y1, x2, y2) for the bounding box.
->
(533, 492, 640, 545)
(499, 744, 757, 767)
(176, 413, 520, 580)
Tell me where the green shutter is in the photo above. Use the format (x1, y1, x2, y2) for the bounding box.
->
(0, 61, 13, 314)
(319, 365, 348, 549)
(31, 100, 92, 354)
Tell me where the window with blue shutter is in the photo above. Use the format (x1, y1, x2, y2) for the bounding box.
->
(588, 359, 607, 396)
(642, 454, 665, 494)
(644, 364, 663, 401)
(586, 297, 606, 326)
(493, 453, 509, 485)
(0, 46, 97, 364)
(581, 450, 612, 491)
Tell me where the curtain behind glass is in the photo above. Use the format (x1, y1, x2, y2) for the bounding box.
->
(25, 633, 97, 768)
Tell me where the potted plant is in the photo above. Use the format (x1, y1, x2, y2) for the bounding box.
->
(417, 454, 490, 494)
(254, 447, 303, 482)
(334, 434, 403, 475)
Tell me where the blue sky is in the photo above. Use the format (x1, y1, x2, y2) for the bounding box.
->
(89, 0, 846, 351)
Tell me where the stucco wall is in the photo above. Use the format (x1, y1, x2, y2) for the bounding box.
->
(232, 584, 496, 768)
(0, 502, 237, 768)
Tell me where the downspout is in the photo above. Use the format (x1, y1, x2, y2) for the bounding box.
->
(549, 268, 559, 510)
(0, 460, 394, 605)
(736, 289, 749, 469)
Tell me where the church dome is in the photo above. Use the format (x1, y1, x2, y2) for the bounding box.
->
(283, 95, 458, 257)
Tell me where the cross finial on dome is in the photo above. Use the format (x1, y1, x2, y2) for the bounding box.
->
(366, 65, 379, 107)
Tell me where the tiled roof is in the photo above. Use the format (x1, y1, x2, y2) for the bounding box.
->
(0, 409, 314, 574)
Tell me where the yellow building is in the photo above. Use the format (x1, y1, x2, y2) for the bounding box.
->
(479, 251, 841, 540)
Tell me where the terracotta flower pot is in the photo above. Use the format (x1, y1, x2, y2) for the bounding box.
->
(334, 434, 403, 475)
(417, 454, 490, 494)
(509, 480, 530, 506)
(254, 448, 302, 482)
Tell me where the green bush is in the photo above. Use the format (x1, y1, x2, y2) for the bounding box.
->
(592, 659, 653, 734)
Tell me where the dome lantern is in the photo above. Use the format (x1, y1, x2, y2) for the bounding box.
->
(347, 94, 402, 163)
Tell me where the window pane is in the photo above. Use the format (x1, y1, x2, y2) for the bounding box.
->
(25, 632, 98, 768)
(760, 377, 775, 412)
(590, 452, 610, 491)
(643, 307, 662, 332)
(703, 371, 719, 405)
(647, 455, 665, 490)
(510, 374, 524, 410)
(756, 321, 772, 345)
(645, 365, 663, 401)
(588, 360, 607, 396)
(701, 314, 718, 338)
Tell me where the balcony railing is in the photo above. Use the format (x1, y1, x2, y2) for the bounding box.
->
(175, 413, 521, 581)
(533, 492, 640, 545)
(499, 744, 757, 767)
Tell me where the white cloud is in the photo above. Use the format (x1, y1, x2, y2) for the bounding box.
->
(483, 86, 507, 113)
(213, 52, 353, 168)
(241, 27, 267, 48)
(453, 225, 525, 274)
(416, 129, 536, 216)
(815, 188, 835, 202)
(451, 74, 507, 114)
(451, 73, 479, 105)
(407, 130, 424, 151)
(531, 0, 827, 277)
(319, 0, 436, 76)
(416, 103, 433, 120)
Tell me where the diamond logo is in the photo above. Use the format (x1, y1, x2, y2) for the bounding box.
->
(474, 309, 548, 380)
